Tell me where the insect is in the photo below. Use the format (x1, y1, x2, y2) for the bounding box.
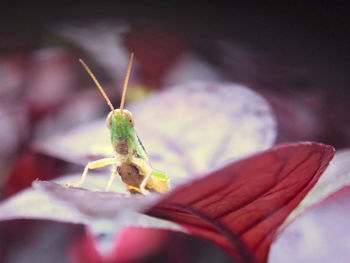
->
(66, 53, 170, 195)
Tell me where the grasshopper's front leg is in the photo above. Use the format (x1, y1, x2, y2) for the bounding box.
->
(65, 157, 117, 190)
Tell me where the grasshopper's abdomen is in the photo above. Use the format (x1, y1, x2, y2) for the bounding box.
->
(117, 163, 144, 193)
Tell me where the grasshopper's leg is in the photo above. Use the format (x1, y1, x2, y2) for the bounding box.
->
(65, 157, 117, 188)
(130, 157, 153, 195)
(105, 171, 116, 192)
(146, 170, 170, 193)
(139, 170, 152, 195)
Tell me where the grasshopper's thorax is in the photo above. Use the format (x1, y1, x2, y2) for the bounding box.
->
(107, 109, 136, 157)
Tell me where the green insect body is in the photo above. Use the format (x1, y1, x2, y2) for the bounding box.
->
(107, 109, 170, 194)
(66, 55, 170, 195)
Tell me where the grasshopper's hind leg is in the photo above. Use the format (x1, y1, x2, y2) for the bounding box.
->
(139, 171, 152, 195)
(65, 157, 117, 189)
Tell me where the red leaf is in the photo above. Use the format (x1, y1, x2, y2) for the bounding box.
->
(148, 142, 334, 263)
(123, 27, 187, 87)
(5, 152, 65, 196)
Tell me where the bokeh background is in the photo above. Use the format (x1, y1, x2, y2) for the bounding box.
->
(0, 1, 349, 262)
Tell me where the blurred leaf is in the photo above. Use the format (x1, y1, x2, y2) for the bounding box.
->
(24, 48, 77, 105)
(123, 27, 187, 87)
(148, 143, 334, 263)
(0, 220, 83, 263)
(35, 81, 276, 182)
(270, 185, 350, 263)
(0, 52, 27, 100)
(56, 23, 131, 82)
(163, 52, 222, 86)
(5, 153, 65, 196)
(261, 89, 324, 143)
(69, 227, 169, 263)
(0, 103, 28, 158)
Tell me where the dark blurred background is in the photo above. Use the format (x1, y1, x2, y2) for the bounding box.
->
(2, 1, 350, 144)
(0, 1, 349, 262)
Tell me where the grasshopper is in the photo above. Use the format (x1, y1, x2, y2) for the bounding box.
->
(66, 53, 170, 195)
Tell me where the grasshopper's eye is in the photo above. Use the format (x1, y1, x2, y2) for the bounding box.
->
(123, 109, 134, 127)
(106, 111, 114, 129)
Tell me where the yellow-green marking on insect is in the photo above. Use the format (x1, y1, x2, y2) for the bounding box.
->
(66, 54, 170, 194)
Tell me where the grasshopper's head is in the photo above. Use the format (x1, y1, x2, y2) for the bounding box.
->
(79, 53, 135, 155)
(106, 109, 136, 155)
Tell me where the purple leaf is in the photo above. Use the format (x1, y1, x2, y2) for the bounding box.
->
(270, 185, 350, 263)
(34, 81, 276, 182)
(0, 175, 183, 231)
(0, 143, 334, 262)
(4, 82, 334, 262)
(56, 23, 131, 82)
(33, 180, 159, 218)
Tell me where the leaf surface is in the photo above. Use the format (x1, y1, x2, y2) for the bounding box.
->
(35, 81, 276, 183)
(148, 142, 334, 263)
(0, 174, 183, 231)
(285, 149, 350, 224)
(270, 185, 350, 263)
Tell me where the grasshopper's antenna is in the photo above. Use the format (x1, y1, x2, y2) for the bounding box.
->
(120, 52, 134, 113)
(79, 59, 115, 112)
